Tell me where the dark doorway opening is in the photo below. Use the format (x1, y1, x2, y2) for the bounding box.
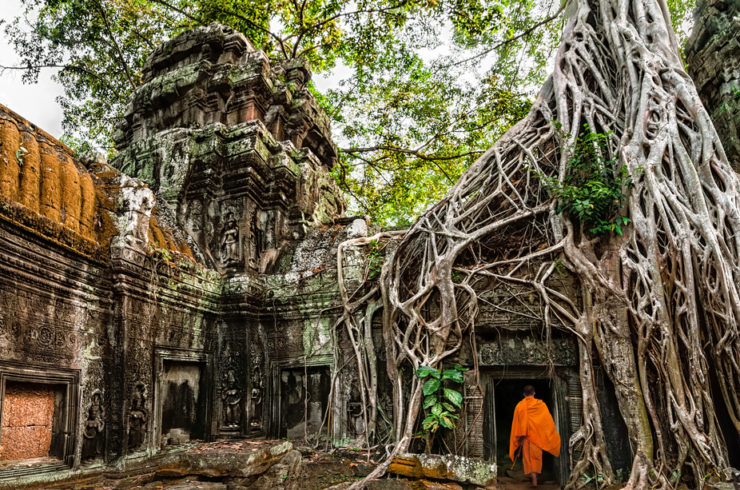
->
(279, 366, 330, 439)
(160, 361, 206, 445)
(489, 378, 558, 484)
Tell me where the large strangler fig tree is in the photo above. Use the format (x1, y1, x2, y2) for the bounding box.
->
(341, 0, 740, 486)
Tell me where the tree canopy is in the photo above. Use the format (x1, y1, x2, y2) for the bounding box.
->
(2, 0, 695, 224)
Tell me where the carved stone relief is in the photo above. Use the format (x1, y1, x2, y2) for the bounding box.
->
(347, 383, 365, 438)
(128, 382, 148, 451)
(249, 349, 264, 432)
(221, 368, 242, 429)
(220, 211, 241, 267)
(82, 390, 105, 461)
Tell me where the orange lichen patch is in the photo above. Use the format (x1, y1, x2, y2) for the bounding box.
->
(177, 237, 195, 259)
(0, 104, 103, 258)
(79, 173, 96, 240)
(149, 216, 167, 250)
(147, 213, 194, 262)
(0, 194, 103, 260)
(0, 117, 21, 200)
(0, 383, 55, 462)
(39, 141, 62, 223)
(0, 104, 198, 266)
(18, 130, 40, 212)
(60, 155, 82, 233)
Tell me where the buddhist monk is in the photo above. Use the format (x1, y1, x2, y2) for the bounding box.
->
(509, 384, 561, 487)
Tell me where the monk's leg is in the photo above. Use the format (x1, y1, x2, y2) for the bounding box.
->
(522, 440, 543, 486)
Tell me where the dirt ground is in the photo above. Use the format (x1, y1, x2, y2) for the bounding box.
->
(18, 440, 569, 489)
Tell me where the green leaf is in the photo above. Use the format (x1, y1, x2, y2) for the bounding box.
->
(422, 415, 439, 432)
(423, 378, 441, 396)
(444, 388, 464, 407)
(453, 365, 466, 372)
(431, 403, 443, 416)
(417, 366, 436, 379)
(442, 369, 464, 383)
(423, 395, 437, 409)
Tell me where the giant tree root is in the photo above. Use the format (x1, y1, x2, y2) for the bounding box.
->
(341, 0, 740, 487)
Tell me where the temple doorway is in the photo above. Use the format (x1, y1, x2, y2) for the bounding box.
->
(482, 370, 569, 486)
(158, 361, 207, 446)
(278, 366, 330, 439)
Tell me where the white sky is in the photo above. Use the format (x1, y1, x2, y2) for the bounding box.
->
(0, 0, 65, 136)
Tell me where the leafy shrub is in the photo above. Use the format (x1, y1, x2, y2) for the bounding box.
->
(540, 124, 632, 236)
(416, 364, 466, 453)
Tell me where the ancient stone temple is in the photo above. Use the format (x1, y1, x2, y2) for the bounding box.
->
(0, 23, 633, 488)
(0, 23, 362, 483)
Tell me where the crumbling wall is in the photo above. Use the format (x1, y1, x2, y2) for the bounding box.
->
(0, 24, 353, 481)
(685, 0, 740, 169)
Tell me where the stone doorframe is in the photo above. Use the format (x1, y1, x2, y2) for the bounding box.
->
(482, 366, 573, 484)
(0, 361, 80, 473)
(265, 355, 332, 439)
(152, 347, 211, 449)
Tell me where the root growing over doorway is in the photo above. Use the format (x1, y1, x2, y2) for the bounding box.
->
(338, 0, 740, 487)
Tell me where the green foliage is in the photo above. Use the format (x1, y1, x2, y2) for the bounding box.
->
(539, 125, 632, 236)
(2, 0, 697, 224)
(581, 472, 606, 484)
(15, 144, 28, 167)
(149, 243, 173, 262)
(366, 239, 384, 280)
(417, 364, 465, 436)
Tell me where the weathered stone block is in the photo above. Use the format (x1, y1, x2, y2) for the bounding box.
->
(155, 440, 297, 479)
(0, 426, 53, 461)
(389, 453, 496, 487)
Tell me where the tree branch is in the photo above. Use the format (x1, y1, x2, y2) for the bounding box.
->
(446, 3, 566, 68)
(94, 0, 137, 90)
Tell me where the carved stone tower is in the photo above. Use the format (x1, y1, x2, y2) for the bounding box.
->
(111, 24, 345, 273)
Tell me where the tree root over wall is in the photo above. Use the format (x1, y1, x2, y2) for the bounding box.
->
(338, 0, 740, 487)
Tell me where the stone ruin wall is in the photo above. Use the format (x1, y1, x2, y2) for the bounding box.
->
(0, 24, 362, 483)
(685, 0, 740, 170)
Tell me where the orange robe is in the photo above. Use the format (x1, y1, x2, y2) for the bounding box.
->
(510, 396, 561, 474)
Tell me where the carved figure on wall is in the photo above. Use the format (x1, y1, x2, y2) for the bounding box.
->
(186, 200, 203, 238)
(347, 384, 365, 438)
(82, 391, 105, 460)
(220, 212, 240, 266)
(128, 383, 148, 451)
(222, 369, 241, 428)
(249, 365, 263, 430)
(248, 210, 262, 269)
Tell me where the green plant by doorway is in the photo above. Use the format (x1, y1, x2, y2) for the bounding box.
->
(417, 364, 466, 454)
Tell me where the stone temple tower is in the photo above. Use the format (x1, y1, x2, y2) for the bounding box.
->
(111, 23, 346, 273)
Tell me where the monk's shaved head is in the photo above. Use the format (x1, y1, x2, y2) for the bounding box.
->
(523, 384, 536, 396)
